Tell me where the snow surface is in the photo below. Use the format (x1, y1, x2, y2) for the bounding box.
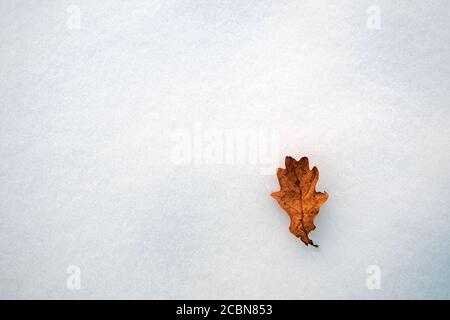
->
(0, 0, 449, 299)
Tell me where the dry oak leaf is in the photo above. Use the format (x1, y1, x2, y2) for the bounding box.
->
(271, 156, 328, 247)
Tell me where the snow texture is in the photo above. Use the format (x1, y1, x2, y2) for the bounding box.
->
(0, 0, 449, 299)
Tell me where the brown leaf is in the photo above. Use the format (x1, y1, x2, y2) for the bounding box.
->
(271, 156, 328, 247)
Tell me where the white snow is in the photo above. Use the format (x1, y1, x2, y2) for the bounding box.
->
(0, 0, 449, 299)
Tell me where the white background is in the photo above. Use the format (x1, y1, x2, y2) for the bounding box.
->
(0, 0, 449, 299)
